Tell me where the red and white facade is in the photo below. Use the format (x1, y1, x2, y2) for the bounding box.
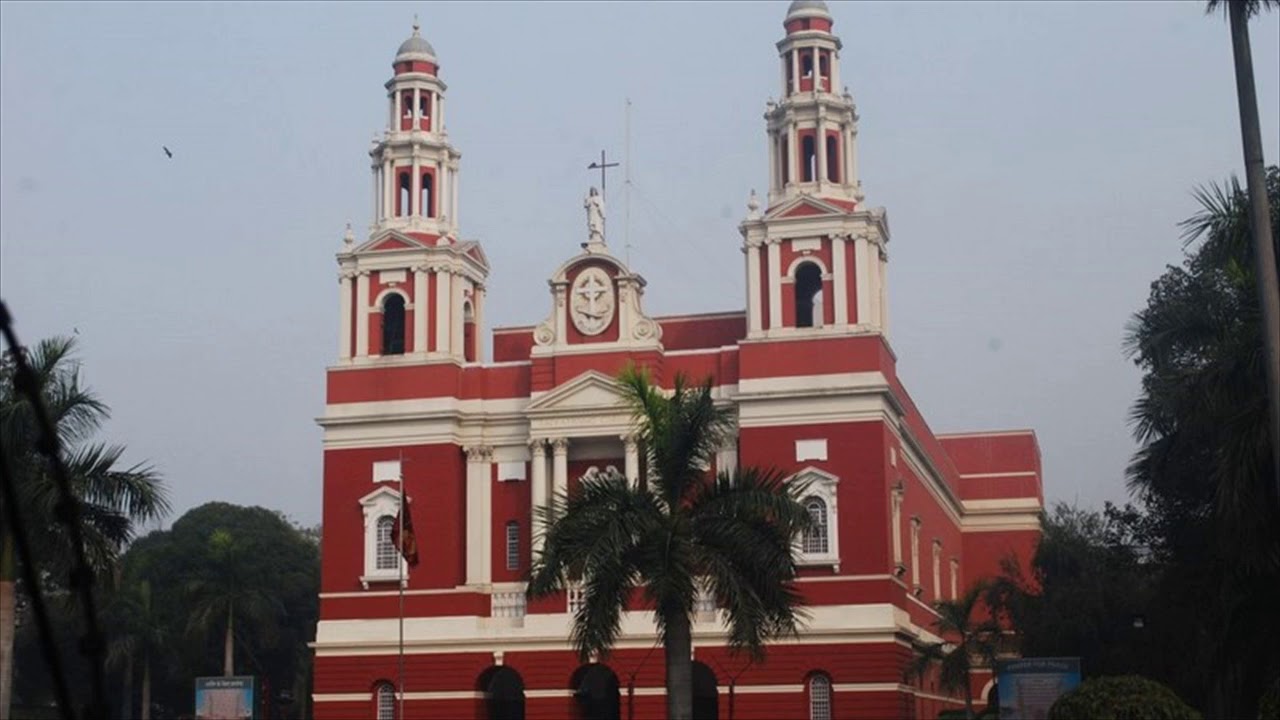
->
(313, 3, 1043, 719)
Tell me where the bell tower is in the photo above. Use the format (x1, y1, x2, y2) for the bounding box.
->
(335, 21, 489, 366)
(371, 19, 460, 239)
(740, 0, 889, 341)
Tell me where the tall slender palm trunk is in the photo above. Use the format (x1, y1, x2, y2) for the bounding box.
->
(121, 654, 134, 720)
(223, 605, 235, 677)
(1, 538, 15, 720)
(1228, 0, 1280, 498)
(141, 650, 152, 720)
(663, 611, 693, 720)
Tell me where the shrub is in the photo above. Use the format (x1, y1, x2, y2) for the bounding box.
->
(1048, 676, 1200, 720)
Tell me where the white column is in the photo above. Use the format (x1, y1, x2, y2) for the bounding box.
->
(715, 439, 738, 479)
(868, 245, 881, 330)
(768, 133, 778, 192)
(623, 435, 640, 488)
(553, 286, 567, 344)
(848, 128, 859, 189)
(817, 117, 828, 185)
(790, 48, 799, 94)
(767, 240, 782, 330)
(786, 123, 796, 186)
(855, 235, 870, 326)
(338, 273, 353, 360)
(879, 252, 889, 335)
(411, 157, 421, 217)
(474, 285, 486, 363)
(355, 271, 370, 357)
(393, 92, 401, 128)
(450, 165, 460, 225)
(435, 267, 451, 354)
(438, 94, 446, 133)
(551, 438, 569, 511)
(530, 440, 548, 554)
(451, 273, 465, 356)
(464, 446, 492, 586)
(832, 50, 840, 94)
(371, 167, 380, 224)
(746, 243, 763, 334)
(413, 266, 428, 354)
(413, 87, 421, 125)
(382, 157, 394, 219)
(832, 235, 848, 326)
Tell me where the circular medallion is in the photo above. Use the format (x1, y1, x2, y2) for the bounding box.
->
(570, 267, 616, 336)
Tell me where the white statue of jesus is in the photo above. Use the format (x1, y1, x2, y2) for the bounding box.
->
(585, 187, 605, 245)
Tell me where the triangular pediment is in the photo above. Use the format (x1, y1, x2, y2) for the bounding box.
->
(526, 370, 627, 413)
(353, 229, 430, 254)
(358, 485, 403, 507)
(767, 195, 854, 220)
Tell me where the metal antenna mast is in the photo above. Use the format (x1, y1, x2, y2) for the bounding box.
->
(624, 99, 632, 266)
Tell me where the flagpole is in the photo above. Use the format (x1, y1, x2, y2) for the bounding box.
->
(398, 453, 406, 720)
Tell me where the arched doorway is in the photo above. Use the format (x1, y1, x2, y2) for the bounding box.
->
(692, 662, 719, 720)
(571, 663, 620, 720)
(480, 666, 525, 720)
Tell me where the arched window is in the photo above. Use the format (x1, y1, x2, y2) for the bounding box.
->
(421, 173, 434, 218)
(463, 301, 476, 363)
(398, 172, 411, 217)
(376, 516, 398, 570)
(803, 497, 828, 554)
(801, 53, 813, 78)
(801, 135, 817, 182)
(794, 262, 823, 328)
(506, 521, 520, 571)
(381, 294, 406, 355)
(808, 675, 832, 720)
(375, 681, 396, 720)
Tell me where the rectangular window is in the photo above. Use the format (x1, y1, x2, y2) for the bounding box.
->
(910, 517, 921, 588)
(373, 460, 401, 484)
(795, 439, 828, 462)
(505, 521, 520, 571)
(497, 462, 527, 482)
(932, 540, 942, 601)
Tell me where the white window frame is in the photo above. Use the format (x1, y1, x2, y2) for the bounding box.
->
(375, 681, 395, 720)
(790, 467, 840, 568)
(808, 674, 832, 720)
(950, 558, 960, 600)
(505, 521, 520, 571)
(932, 539, 942, 601)
(910, 517, 922, 594)
(890, 483, 905, 571)
(359, 486, 407, 589)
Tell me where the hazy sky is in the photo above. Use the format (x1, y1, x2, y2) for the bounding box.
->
(2, 1, 1277, 529)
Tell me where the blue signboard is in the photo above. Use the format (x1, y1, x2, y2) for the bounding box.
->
(194, 676, 256, 720)
(996, 657, 1082, 720)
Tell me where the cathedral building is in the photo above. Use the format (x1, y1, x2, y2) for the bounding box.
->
(312, 2, 1043, 718)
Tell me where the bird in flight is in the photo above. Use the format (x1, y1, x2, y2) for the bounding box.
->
(162, 146, 173, 159)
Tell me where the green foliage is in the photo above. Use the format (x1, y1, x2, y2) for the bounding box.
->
(0, 336, 169, 578)
(1048, 676, 1200, 720)
(529, 365, 811, 717)
(986, 503, 1156, 678)
(111, 503, 317, 719)
(908, 582, 1000, 718)
(1120, 166, 1280, 719)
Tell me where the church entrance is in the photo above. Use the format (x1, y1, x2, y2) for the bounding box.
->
(481, 666, 525, 720)
(572, 663, 621, 720)
(692, 662, 719, 720)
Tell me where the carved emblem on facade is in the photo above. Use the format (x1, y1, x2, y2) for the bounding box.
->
(570, 267, 615, 336)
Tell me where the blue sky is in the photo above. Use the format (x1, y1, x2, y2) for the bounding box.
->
(2, 1, 1277, 528)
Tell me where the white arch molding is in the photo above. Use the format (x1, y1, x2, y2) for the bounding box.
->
(371, 286, 413, 312)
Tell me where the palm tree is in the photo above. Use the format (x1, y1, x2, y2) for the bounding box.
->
(105, 578, 167, 720)
(186, 529, 280, 677)
(1205, 0, 1280, 499)
(907, 582, 1000, 720)
(528, 365, 812, 720)
(0, 336, 169, 718)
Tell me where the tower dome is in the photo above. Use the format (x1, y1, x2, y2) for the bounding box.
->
(395, 20, 436, 61)
(786, 0, 832, 21)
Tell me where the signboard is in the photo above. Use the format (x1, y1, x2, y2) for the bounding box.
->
(996, 657, 1081, 720)
(195, 676, 256, 720)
